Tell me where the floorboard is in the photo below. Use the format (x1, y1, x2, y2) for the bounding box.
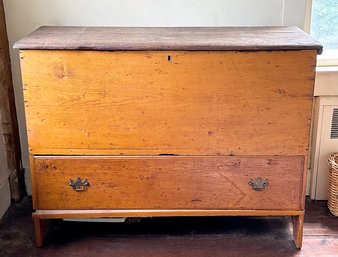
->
(0, 197, 337, 257)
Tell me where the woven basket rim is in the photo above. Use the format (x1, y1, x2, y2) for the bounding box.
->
(328, 153, 338, 216)
(328, 153, 338, 170)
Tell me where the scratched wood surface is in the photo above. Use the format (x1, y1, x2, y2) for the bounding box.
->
(21, 50, 316, 156)
(32, 156, 304, 210)
(14, 26, 323, 53)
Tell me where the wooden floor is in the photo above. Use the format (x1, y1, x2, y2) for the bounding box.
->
(0, 197, 337, 257)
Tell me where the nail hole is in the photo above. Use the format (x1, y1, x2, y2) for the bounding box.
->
(168, 55, 172, 62)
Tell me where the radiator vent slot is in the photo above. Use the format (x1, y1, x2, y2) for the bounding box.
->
(331, 108, 338, 139)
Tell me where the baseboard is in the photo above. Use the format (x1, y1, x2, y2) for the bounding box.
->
(306, 168, 311, 196)
(0, 179, 11, 219)
(24, 167, 32, 196)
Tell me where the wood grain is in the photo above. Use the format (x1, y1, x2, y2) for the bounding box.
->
(33, 218, 48, 248)
(21, 50, 316, 156)
(292, 214, 304, 248)
(14, 26, 323, 54)
(32, 155, 304, 210)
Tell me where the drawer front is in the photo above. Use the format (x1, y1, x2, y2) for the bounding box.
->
(33, 156, 304, 210)
(21, 50, 315, 156)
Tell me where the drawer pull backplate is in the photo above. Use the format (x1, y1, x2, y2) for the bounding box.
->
(248, 177, 269, 191)
(69, 177, 89, 192)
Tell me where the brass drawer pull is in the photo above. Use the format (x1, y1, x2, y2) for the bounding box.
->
(248, 177, 269, 191)
(69, 177, 89, 192)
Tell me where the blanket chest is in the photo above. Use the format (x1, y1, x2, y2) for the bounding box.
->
(14, 26, 322, 248)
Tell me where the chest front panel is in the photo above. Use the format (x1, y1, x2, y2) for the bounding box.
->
(21, 50, 316, 156)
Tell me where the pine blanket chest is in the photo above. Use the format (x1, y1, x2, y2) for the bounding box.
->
(14, 26, 322, 248)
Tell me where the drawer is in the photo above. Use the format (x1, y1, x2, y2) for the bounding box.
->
(32, 156, 304, 210)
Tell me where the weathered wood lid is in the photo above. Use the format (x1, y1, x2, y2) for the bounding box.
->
(14, 26, 323, 54)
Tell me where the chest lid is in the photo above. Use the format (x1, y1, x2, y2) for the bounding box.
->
(14, 26, 322, 54)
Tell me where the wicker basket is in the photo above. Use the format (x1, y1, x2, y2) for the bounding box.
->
(328, 153, 338, 216)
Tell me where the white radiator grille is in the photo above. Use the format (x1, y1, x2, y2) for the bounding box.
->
(331, 108, 338, 139)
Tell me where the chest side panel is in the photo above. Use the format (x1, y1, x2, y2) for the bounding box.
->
(21, 50, 316, 155)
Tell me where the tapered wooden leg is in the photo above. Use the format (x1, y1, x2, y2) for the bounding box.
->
(292, 214, 304, 249)
(33, 217, 48, 247)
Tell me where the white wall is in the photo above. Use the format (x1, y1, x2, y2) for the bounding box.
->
(2, 0, 307, 194)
